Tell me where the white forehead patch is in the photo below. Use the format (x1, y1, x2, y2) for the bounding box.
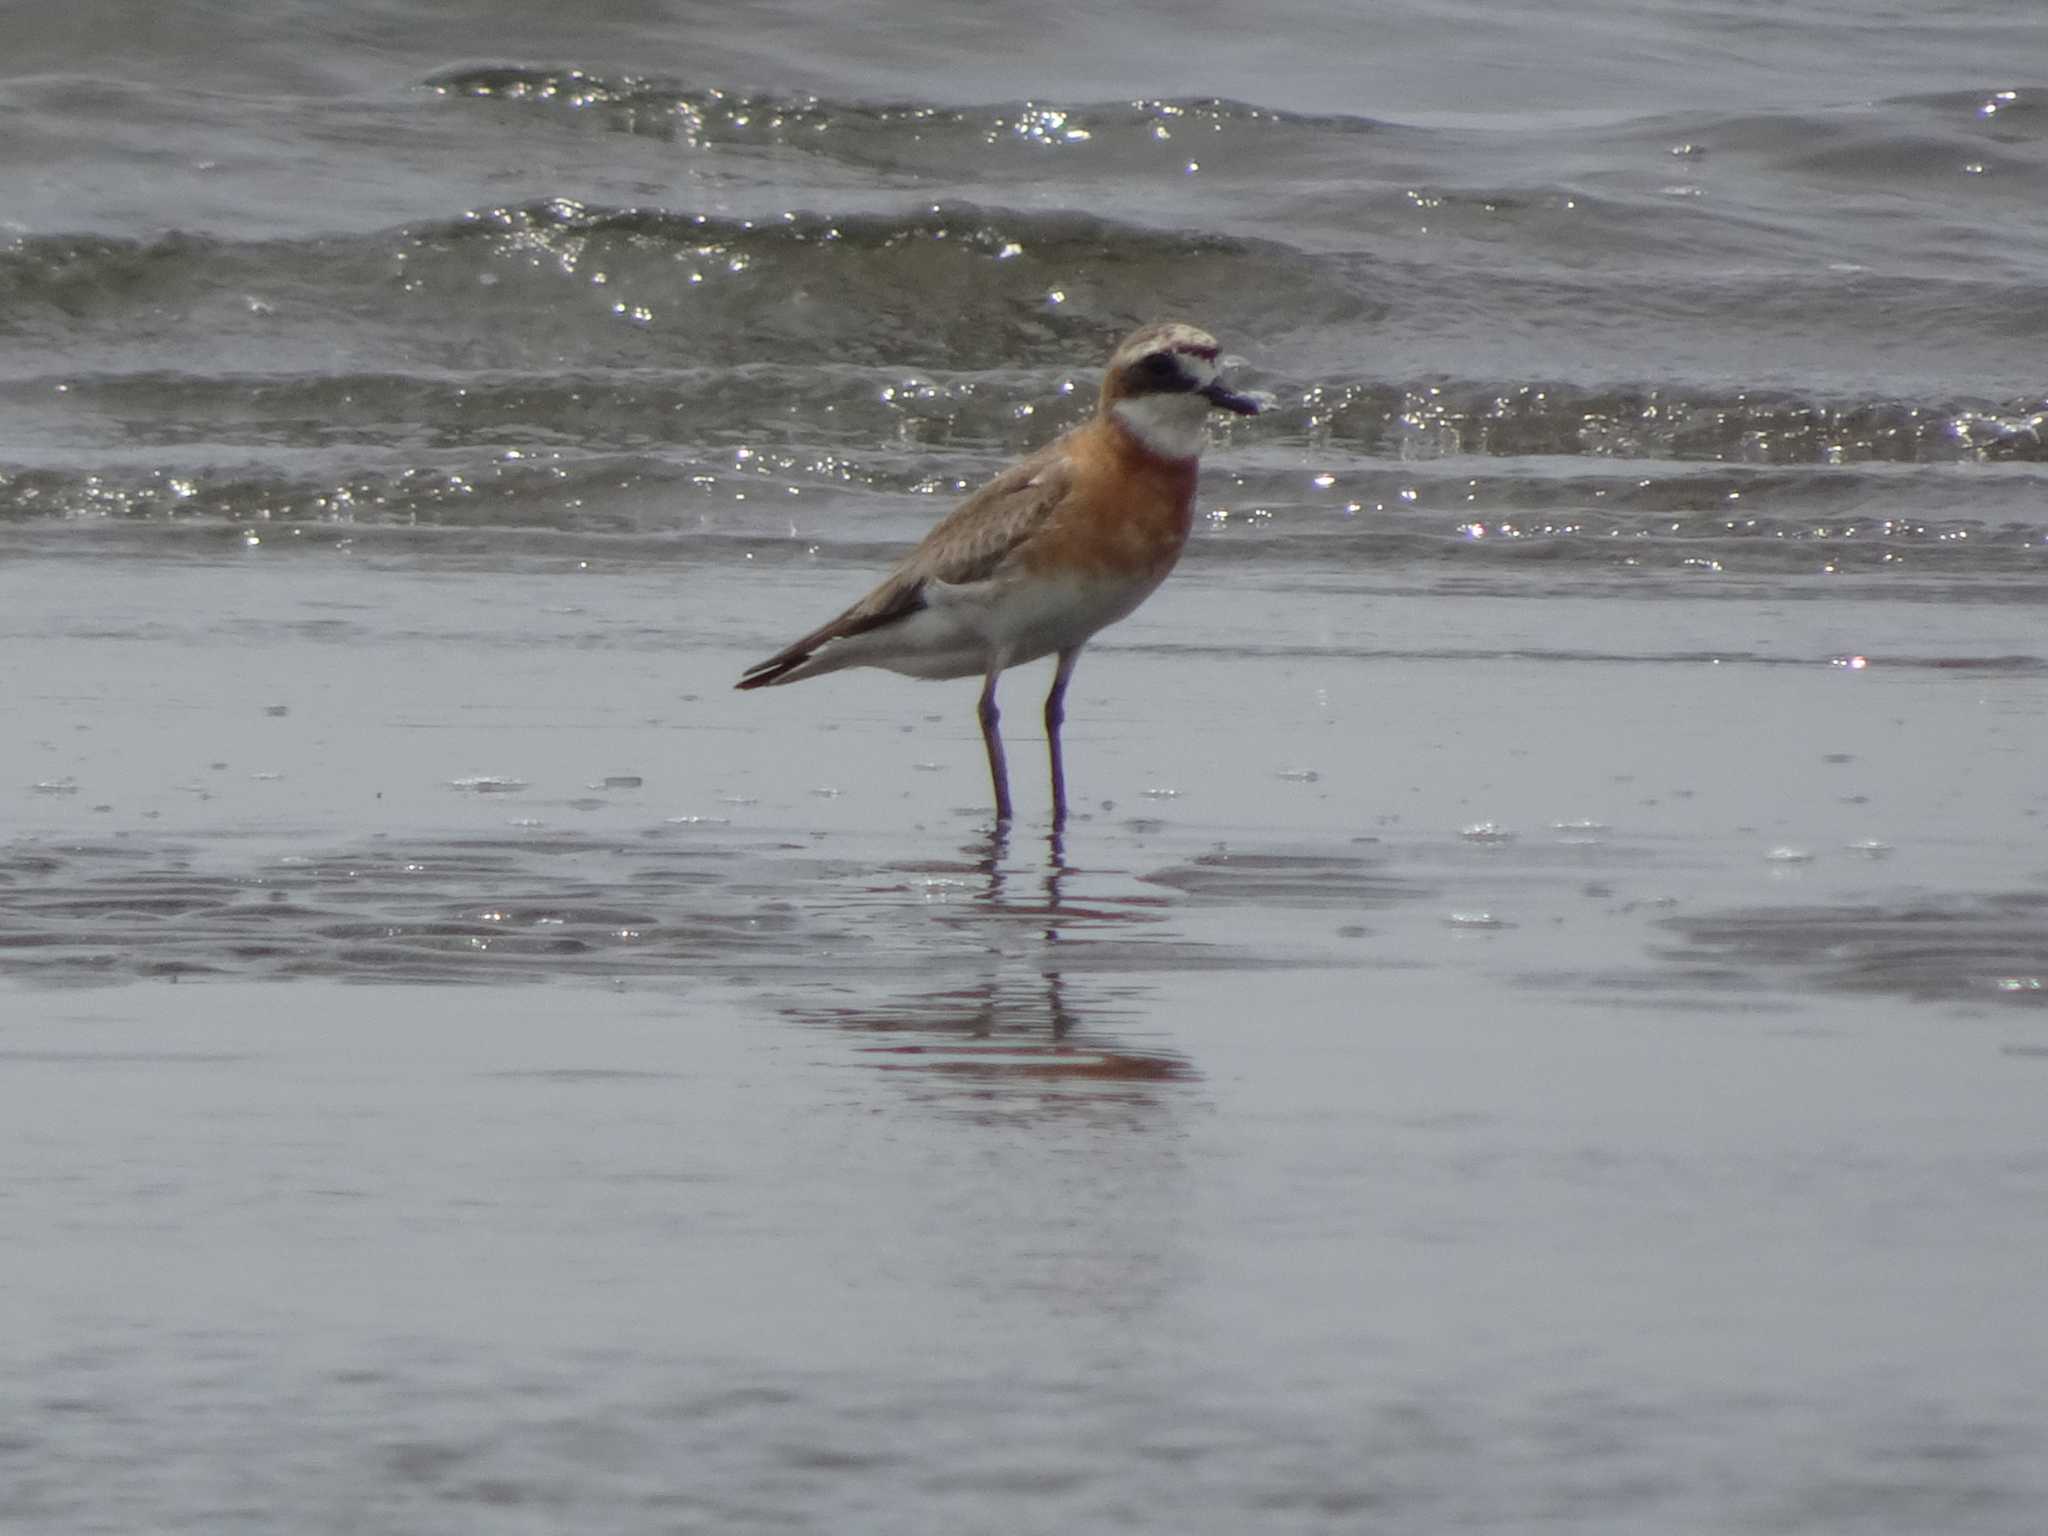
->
(1112, 323, 1222, 373)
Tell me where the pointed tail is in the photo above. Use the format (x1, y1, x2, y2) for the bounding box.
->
(734, 651, 811, 690)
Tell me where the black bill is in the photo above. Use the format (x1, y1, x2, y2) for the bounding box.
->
(1200, 379, 1262, 415)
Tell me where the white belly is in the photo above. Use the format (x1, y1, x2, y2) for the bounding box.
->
(831, 572, 1163, 681)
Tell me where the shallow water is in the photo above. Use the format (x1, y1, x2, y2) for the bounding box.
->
(6, 547, 2047, 1531)
(6, 1, 2048, 1530)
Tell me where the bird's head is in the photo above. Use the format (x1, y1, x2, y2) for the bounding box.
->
(1099, 321, 1260, 460)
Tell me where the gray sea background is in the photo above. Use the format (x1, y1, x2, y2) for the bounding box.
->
(3, 1, 2046, 1531)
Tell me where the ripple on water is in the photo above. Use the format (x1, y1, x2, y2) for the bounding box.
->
(0, 835, 826, 986)
(0, 833, 1383, 989)
(1139, 850, 1431, 908)
(1662, 892, 2048, 1008)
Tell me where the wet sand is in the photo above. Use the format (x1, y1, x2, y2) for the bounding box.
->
(4, 539, 2047, 1530)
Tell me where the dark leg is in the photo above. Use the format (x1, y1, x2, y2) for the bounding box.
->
(978, 666, 1012, 824)
(1044, 646, 1081, 828)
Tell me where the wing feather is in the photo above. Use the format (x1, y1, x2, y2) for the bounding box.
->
(736, 443, 1072, 688)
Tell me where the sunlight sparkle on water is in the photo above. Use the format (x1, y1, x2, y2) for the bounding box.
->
(1459, 822, 1516, 844)
(1445, 911, 1507, 930)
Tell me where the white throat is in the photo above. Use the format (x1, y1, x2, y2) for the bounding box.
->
(1112, 393, 1211, 461)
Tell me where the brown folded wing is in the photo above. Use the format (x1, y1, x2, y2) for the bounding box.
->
(736, 442, 1074, 688)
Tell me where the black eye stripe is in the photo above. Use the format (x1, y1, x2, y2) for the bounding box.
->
(1130, 352, 1203, 394)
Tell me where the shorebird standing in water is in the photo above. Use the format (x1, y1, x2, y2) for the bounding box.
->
(736, 321, 1260, 826)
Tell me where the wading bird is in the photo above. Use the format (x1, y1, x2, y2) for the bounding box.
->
(737, 321, 1259, 825)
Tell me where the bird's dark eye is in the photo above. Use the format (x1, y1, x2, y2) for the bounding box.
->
(1139, 352, 1178, 379)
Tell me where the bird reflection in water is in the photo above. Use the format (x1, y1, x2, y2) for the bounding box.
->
(798, 826, 1196, 1116)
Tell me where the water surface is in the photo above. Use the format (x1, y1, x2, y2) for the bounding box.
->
(4, 2, 2047, 1530)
